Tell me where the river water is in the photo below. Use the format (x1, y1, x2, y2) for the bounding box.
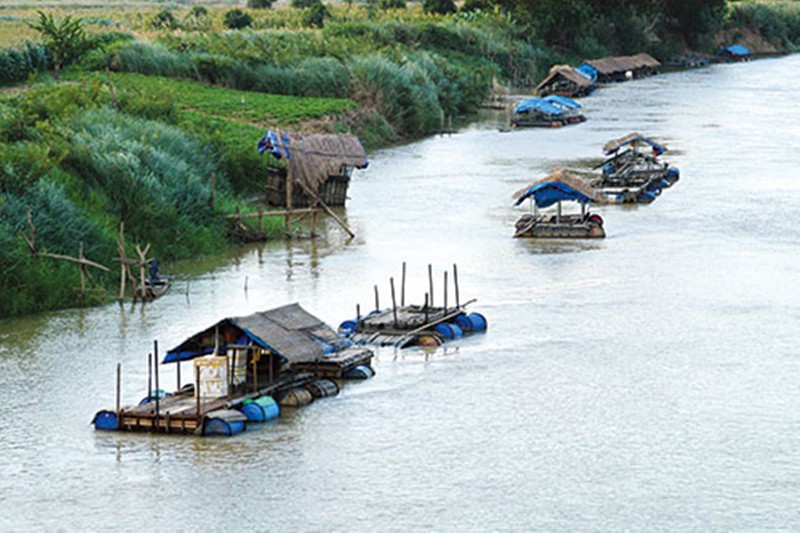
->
(2, 55, 799, 531)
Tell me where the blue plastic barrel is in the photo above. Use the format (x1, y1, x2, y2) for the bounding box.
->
(448, 323, 464, 339)
(345, 365, 375, 380)
(667, 166, 680, 179)
(240, 396, 280, 422)
(455, 314, 473, 332)
(602, 163, 615, 175)
(204, 412, 247, 436)
(434, 323, 454, 340)
(638, 191, 656, 203)
(467, 312, 488, 331)
(338, 320, 357, 335)
(93, 410, 118, 431)
(306, 379, 340, 398)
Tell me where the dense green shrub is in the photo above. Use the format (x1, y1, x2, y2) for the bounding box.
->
(108, 41, 197, 78)
(303, 1, 332, 29)
(224, 9, 253, 30)
(248, 0, 274, 8)
(423, 0, 457, 16)
(150, 9, 178, 30)
(0, 43, 50, 85)
(379, 0, 406, 9)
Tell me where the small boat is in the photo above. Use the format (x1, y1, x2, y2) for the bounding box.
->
(511, 96, 586, 128)
(513, 168, 605, 239)
(136, 259, 169, 300)
(592, 133, 679, 204)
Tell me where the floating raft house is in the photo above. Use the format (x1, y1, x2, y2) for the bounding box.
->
(535, 65, 596, 97)
(514, 168, 606, 239)
(339, 264, 487, 348)
(716, 44, 751, 62)
(511, 95, 585, 128)
(258, 129, 368, 208)
(593, 132, 679, 204)
(578, 53, 661, 83)
(93, 303, 374, 437)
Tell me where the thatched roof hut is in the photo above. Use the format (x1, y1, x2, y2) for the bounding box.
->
(580, 53, 661, 82)
(535, 65, 595, 97)
(165, 303, 350, 365)
(514, 167, 604, 207)
(603, 132, 664, 155)
(259, 129, 368, 207)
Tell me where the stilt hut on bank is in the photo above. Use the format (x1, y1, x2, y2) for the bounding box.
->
(535, 65, 596, 97)
(578, 53, 661, 83)
(258, 129, 368, 208)
(92, 303, 374, 437)
(716, 44, 751, 62)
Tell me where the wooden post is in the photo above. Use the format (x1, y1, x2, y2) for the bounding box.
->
(147, 352, 152, 399)
(374, 284, 379, 312)
(116, 363, 121, 414)
(78, 242, 86, 300)
(228, 349, 234, 401)
(401, 262, 406, 307)
(443, 271, 448, 311)
(428, 264, 434, 308)
(118, 223, 126, 301)
(285, 169, 293, 237)
(154, 340, 160, 431)
(454, 263, 460, 308)
(195, 364, 201, 421)
(252, 353, 258, 394)
(310, 205, 319, 238)
(258, 209, 264, 238)
(176, 357, 181, 391)
(356, 304, 361, 326)
(390, 277, 398, 328)
(424, 293, 429, 323)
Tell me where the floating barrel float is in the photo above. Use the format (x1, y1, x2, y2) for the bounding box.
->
(92, 410, 118, 431)
(240, 396, 280, 422)
(274, 387, 314, 407)
(666, 166, 680, 184)
(138, 389, 172, 405)
(434, 323, 463, 340)
(417, 334, 443, 347)
(637, 191, 657, 204)
(204, 409, 247, 436)
(345, 365, 375, 380)
(338, 320, 357, 335)
(305, 379, 340, 398)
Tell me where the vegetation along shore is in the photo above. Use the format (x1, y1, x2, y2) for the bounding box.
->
(1, 0, 798, 317)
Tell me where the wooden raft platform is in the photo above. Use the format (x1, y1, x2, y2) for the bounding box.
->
(113, 373, 315, 435)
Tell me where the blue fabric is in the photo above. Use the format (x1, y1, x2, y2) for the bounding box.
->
(719, 44, 751, 56)
(514, 98, 565, 116)
(544, 94, 582, 110)
(576, 63, 598, 82)
(515, 181, 593, 208)
(257, 130, 291, 159)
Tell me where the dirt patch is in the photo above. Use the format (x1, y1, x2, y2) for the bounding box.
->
(715, 27, 782, 54)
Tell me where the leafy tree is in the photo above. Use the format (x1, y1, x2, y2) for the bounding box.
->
(460, 0, 494, 13)
(423, 0, 457, 16)
(292, 0, 317, 8)
(663, 0, 727, 40)
(223, 9, 253, 29)
(150, 9, 178, 30)
(303, 1, 332, 28)
(27, 11, 94, 79)
(248, 0, 274, 7)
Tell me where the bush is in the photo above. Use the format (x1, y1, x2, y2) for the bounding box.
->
(379, 0, 406, 9)
(108, 41, 197, 78)
(303, 1, 332, 28)
(248, 0, 274, 8)
(224, 9, 253, 30)
(423, 0, 457, 16)
(0, 42, 50, 86)
(150, 9, 178, 30)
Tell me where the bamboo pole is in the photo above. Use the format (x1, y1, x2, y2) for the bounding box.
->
(285, 169, 293, 237)
(78, 242, 86, 299)
(118, 223, 126, 301)
(176, 357, 181, 391)
(390, 277, 398, 328)
(154, 340, 160, 432)
(453, 263, 460, 308)
(116, 363, 121, 414)
(401, 262, 406, 307)
(147, 352, 152, 399)
(428, 264, 434, 308)
(443, 271, 448, 311)
(297, 181, 355, 239)
(374, 285, 379, 312)
(195, 364, 201, 422)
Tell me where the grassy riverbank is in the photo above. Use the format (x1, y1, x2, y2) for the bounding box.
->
(0, 0, 798, 317)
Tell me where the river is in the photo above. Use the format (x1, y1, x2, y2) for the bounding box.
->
(1, 55, 799, 531)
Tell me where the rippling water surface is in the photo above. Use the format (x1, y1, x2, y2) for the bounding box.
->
(2, 56, 799, 531)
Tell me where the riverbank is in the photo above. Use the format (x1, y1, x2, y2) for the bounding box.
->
(1, 0, 799, 318)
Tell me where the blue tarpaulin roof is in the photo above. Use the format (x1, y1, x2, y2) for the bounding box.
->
(544, 94, 582, 110)
(513, 168, 601, 208)
(257, 129, 292, 159)
(718, 44, 751, 56)
(514, 98, 565, 116)
(515, 181, 594, 208)
(576, 63, 598, 82)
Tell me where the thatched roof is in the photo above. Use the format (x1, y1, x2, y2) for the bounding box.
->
(535, 65, 593, 92)
(583, 53, 661, 75)
(603, 132, 646, 153)
(165, 303, 345, 364)
(514, 167, 604, 205)
(262, 130, 368, 192)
